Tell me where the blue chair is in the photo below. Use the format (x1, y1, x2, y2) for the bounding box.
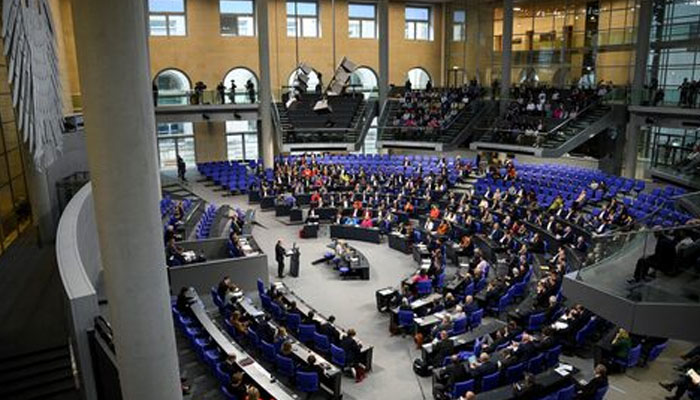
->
(261, 339, 276, 363)
(211, 287, 223, 309)
(527, 312, 546, 331)
(313, 332, 330, 354)
(505, 362, 525, 384)
(469, 309, 483, 329)
(489, 294, 510, 316)
(397, 310, 415, 333)
(271, 302, 286, 322)
(286, 313, 301, 333)
(557, 384, 575, 400)
(257, 278, 265, 296)
(247, 327, 260, 350)
(463, 282, 474, 297)
(546, 345, 562, 368)
(481, 371, 500, 392)
(220, 385, 238, 400)
(330, 344, 346, 367)
(646, 341, 668, 363)
(298, 324, 316, 344)
(451, 379, 475, 399)
(215, 362, 230, 384)
(451, 316, 468, 336)
(275, 354, 295, 378)
(296, 371, 319, 394)
(527, 353, 544, 374)
(593, 385, 608, 400)
(416, 280, 432, 296)
(613, 344, 642, 372)
(204, 347, 222, 369)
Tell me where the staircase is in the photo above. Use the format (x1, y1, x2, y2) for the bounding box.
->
(377, 99, 492, 151)
(470, 99, 621, 157)
(0, 345, 78, 400)
(175, 329, 224, 400)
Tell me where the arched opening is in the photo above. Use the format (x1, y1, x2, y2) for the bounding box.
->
(552, 68, 571, 88)
(406, 67, 431, 90)
(518, 67, 539, 85)
(223, 67, 259, 103)
(154, 68, 191, 106)
(288, 68, 320, 94)
(349, 66, 378, 98)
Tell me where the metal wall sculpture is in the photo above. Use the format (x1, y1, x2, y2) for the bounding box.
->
(1, 0, 63, 171)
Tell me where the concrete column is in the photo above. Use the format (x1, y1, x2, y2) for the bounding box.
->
(378, 0, 390, 108)
(623, 115, 641, 179)
(71, 2, 182, 400)
(500, 0, 513, 100)
(22, 150, 55, 245)
(258, 0, 275, 168)
(631, 0, 653, 105)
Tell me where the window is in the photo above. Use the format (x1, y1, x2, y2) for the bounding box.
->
(149, 0, 187, 36)
(220, 0, 255, 36)
(287, 1, 319, 37)
(453, 10, 465, 41)
(407, 67, 431, 89)
(223, 68, 258, 104)
(226, 121, 258, 161)
(154, 69, 191, 106)
(349, 3, 376, 39)
(405, 6, 432, 40)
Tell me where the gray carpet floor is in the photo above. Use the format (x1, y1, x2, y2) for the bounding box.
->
(175, 169, 694, 400)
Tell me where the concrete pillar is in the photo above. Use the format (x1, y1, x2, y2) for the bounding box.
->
(378, 0, 390, 108)
(631, 0, 653, 105)
(71, 2, 182, 400)
(623, 115, 641, 179)
(258, 0, 275, 168)
(500, 0, 513, 100)
(22, 150, 55, 245)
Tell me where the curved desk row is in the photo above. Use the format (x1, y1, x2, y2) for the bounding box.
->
(188, 293, 297, 400)
(330, 224, 382, 244)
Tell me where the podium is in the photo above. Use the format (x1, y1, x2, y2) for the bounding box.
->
(289, 246, 301, 277)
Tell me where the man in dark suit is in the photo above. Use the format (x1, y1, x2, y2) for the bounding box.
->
(319, 315, 340, 344)
(575, 364, 608, 399)
(468, 352, 498, 381)
(435, 355, 468, 394)
(430, 330, 454, 367)
(275, 240, 286, 278)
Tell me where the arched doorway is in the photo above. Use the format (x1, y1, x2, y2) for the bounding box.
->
(154, 68, 191, 106)
(349, 66, 378, 98)
(223, 67, 258, 103)
(518, 67, 539, 85)
(406, 67, 431, 90)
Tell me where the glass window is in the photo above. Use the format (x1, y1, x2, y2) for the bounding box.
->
(226, 121, 258, 161)
(220, 0, 255, 36)
(287, 1, 319, 37)
(223, 68, 258, 104)
(407, 67, 431, 89)
(155, 69, 191, 106)
(349, 3, 376, 39)
(453, 10, 465, 41)
(405, 6, 432, 40)
(227, 135, 244, 160)
(149, 0, 186, 36)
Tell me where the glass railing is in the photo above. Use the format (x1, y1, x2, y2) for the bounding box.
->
(629, 87, 700, 108)
(156, 90, 258, 106)
(574, 223, 700, 303)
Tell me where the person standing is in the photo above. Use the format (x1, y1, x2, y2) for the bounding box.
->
(216, 81, 226, 104)
(275, 239, 286, 278)
(152, 82, 159, 107)
(246, 79, 256, 103)
(229, 79, 237, 104)
(177, 155, 186, 182)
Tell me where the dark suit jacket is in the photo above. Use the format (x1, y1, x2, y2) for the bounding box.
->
(575, 375, 608, 399)
(470, 360, 498, 380)
(275, 243, 286, 262)
(431, 339, 454, 367)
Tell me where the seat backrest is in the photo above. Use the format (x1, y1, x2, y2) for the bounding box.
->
(330, 344, 346, 366)
(299, 323, 316, 340)
(481, 371, 500, 391)
(626, 344, 642, 366)
(398, 310, 415, 327)
(506, 362, 525, 383)
(452, 379, 475, 398)
(647, 342, 667, 362)
(593, 385, 608, 400)
(287, 313, 301, 331)
(546, 344, 562, 367)
(557, 384, 575, 400)
(313, 332, 330, 349)
(296, 371, 319, 392)
(470, 309, 483, 326)
(257, 278, 265, 295)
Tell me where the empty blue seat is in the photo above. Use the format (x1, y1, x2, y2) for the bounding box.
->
(593, 385, 608, 400)
(613, 344, 642, 371)
(330, 344, 346, 367)
(481, 371, 500, 392)
(416, 280, 432, 296)
(469, 309, 483, 328)
(298, 324, 316, 344)
(546, 345, 562, 368)
(260, 339, 276, 363)
(296, 371, 319, 393)
(313, 332, 330, 354)
(275, 354, 295, 378)
(286, 312, 301, 333)
(451, 316, 468, 336)
(527, 353, 544, 374)
(506, 362, 525, 384)
(398, 310, 415, 332)
(557, 384, 575, 400)
(527, 312, 546, 331)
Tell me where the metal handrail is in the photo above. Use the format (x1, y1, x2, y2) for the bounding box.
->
(473, 88, 619, 137)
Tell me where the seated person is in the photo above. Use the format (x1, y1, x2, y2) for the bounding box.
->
(512, 373, 543, 400)
(429, 330, 454, 368)
(227, 372, 249, 400)
(659, 368, 700, 400)
(596, 328, 632, 368)
(175, 287, 195, 315)
(341, 329, 366, 382)
(360, 214, 374, 228)
(575, 364, 608, 400)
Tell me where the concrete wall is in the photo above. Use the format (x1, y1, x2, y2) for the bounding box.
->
(194, 122, 228, 163)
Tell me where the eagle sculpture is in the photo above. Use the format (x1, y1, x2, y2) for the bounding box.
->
(1, 0, 63, 171)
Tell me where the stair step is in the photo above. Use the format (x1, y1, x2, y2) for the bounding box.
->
(0, 358, 72, 385)
(1, 369, 74, 397)
(0, 347, 70, 375)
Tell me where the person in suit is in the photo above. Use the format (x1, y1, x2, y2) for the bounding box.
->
(435, 355, 468, 394)
(275, 239, 286, 278)
(341, 329, 365, 382)
(175, 287, 194, 315)
(430, 330, 454, 367)
(513, 373, 543, 400)
(227, 372, 249, 399)
(468, 352, 498, 381)
(319, 315, 340, 344)
(575, 364, 608, 399)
